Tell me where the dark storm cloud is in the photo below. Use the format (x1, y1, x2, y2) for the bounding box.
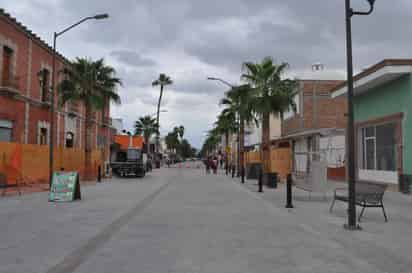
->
(5, 0, 412, 147)
(56, 0, 412, 73)
(110, 50, 156, 67)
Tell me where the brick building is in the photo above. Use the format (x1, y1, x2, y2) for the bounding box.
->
(0, 9, 113, 161)
(282, 80, 347, 180)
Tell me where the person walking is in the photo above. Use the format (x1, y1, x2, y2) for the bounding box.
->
(204, 157, 211, 174)
(212, 156, 218, 174)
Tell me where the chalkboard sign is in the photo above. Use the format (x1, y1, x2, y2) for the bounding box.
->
(49, 171, 81, 202)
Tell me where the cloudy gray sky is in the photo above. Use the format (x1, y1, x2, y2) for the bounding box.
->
(4, 0, 412, 148)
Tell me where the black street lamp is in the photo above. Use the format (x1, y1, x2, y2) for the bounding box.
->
(207, 77, 235, 88)
(345, 0, 375, 230)
(46, 14, 109, 187)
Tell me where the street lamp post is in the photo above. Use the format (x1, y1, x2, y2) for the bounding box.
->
(344, 0, 375, 230)
(47, 14, 108, 187)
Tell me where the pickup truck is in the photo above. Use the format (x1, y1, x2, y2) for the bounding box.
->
(110, 135, 147, 178)
(111, 147, 146, 177)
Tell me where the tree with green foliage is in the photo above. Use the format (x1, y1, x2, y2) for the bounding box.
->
(134, 115, 159, 156)
(241, 57, 297, 174)
(152, 73, 173, 162)
(220, 84, 255, 174)
(215, 110, 238, 172)
(59, 57, 121, 179)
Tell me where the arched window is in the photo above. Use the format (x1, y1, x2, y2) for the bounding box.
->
(66, 132, 74, 148)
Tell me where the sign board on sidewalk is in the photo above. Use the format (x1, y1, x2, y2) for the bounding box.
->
(49, 171, 81, 202)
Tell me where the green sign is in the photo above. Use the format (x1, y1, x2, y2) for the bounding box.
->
(49, 171, 81, 202)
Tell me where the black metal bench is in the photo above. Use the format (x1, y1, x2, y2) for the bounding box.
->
(329, 181, 388, 222)
(0, 172, 21, 197)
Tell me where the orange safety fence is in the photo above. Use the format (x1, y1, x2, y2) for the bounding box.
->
(245, 151, 261, 164)
(269, 148, 291, 180)
(245, 148, 292, 180)
(0, 142, 105, 185)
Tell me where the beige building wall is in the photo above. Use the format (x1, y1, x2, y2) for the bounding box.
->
(245, 113, 282, 147)
(269, 113, 281, 140)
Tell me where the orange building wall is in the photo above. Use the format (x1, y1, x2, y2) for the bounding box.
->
(0, 142, 104, 184)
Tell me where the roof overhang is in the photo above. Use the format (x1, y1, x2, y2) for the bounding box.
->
(282, 128, 345, 140)
(332, 65, 412, 98)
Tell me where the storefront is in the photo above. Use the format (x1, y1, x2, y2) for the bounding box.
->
(332, 59, 412, 189)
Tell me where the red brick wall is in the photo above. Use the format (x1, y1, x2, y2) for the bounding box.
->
(282, 80, 347, 136)
(0, 19, 29, 94)
(0, 12, 111, 150)
(0, 96, 25, 142)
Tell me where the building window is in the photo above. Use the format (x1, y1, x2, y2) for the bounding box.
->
(97, 134, 106, 148)
(39, 127, 48, 145)
(283, 93, 300, 119)
(361, 123, 396, 171)
(40, 69, 50, 102)
(0, 119, 13, 142)
(66, 132, 74, 148)
(2, 46, 13, 85)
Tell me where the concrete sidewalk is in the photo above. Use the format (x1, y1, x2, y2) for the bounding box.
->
(0, 171, 174, 273)
(236, 173, 412, 273)
(67, 169, 400, 273)
(2, 166, 412, 273)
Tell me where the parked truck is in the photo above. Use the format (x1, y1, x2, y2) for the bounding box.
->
(110, 135, 146, 177)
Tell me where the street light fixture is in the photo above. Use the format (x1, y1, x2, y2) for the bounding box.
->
(46, 14, 109, 187)
(344, 0, 376, 230)
(207, 77, 235, 88)
(150, 110, 168, 117)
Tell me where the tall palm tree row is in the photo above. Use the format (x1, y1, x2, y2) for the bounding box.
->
(241, 57, 297, 176)
(152, 73, 173, 166)
(220, 84, 255, 177)
(58, 57, 122, 179)
(134, 115, 159, 157)
(215, 110, 238, 166)
(200, 128, 221, 157)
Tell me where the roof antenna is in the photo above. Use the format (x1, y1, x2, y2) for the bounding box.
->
(312, 63, 325, 71)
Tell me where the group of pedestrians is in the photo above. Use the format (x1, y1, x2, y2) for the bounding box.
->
(203, 154, 226, 174)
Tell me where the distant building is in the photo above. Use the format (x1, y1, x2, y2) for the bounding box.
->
(111, 118, 124, 134)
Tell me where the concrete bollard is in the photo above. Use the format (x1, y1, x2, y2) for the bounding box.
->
(97, 165, 102, 183)
(285, 173, 294, 208)
(241, 166, 245, 184)
(258, 170, 263, 193)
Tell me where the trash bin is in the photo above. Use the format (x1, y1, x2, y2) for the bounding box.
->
(266, 172, 278, 188)
(399, 174, 411, 194)
(247, 163, 262, 180)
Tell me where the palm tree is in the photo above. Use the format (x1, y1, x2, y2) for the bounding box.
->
(173, 125, 185, 141)
(134, 115, 159, 157)
(215, 110, 238, 174)
(220, 84, 255, 178)
(201, 128, 221, 157)
(242, 57, 297, 176)
(152, 74, 173, 166)
(59, 58, 121, 179)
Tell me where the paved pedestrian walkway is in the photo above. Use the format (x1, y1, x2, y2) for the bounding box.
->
(238, 173, 412, 273)
(1, 166, 411, 272)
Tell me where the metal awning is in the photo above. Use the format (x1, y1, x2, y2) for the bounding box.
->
(332, 64, 412, 98)
(281, 128, 345, 140)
